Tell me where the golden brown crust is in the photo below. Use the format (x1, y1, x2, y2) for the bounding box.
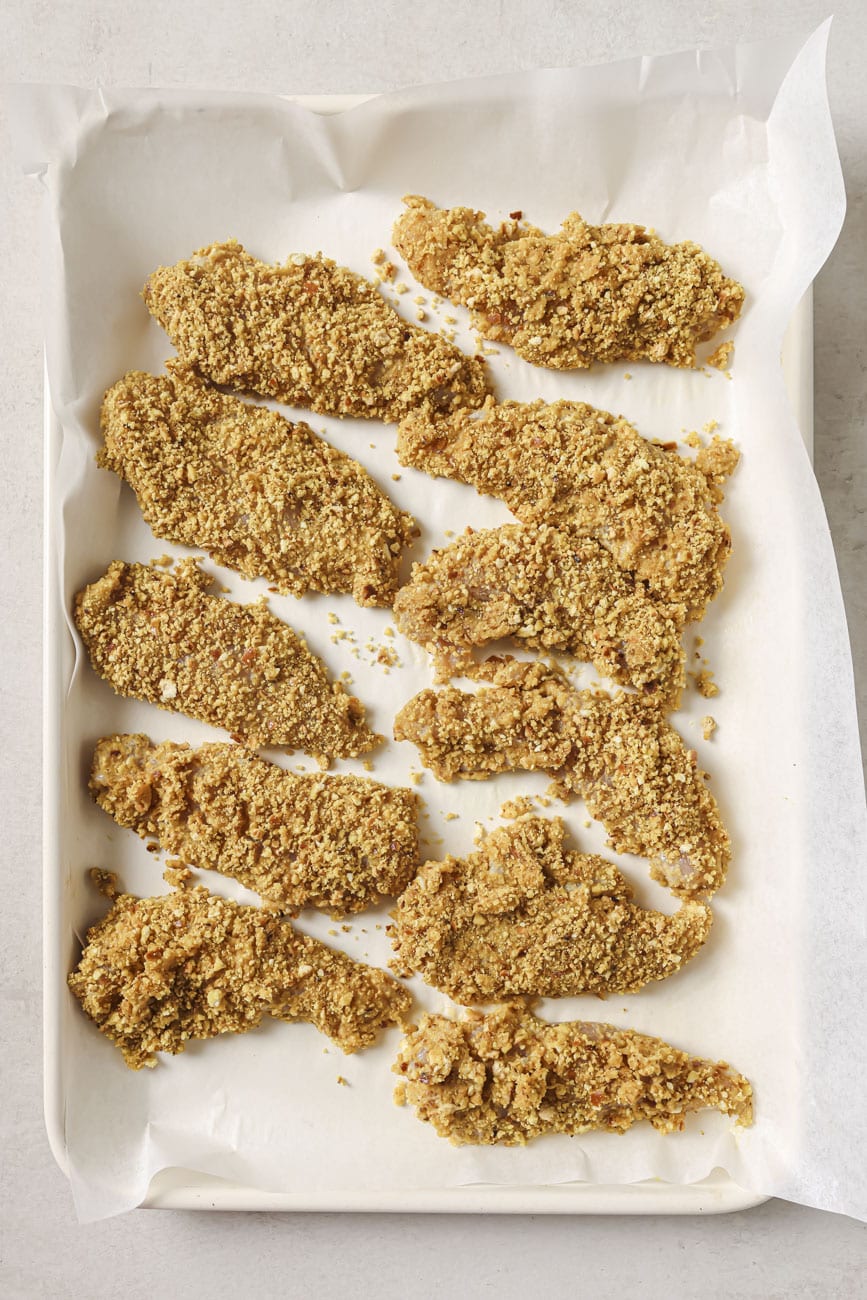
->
(393, 197, 744, 370)
(73, 559, 376, 760)
(142, 239, 490, 421)
(68, 884, 412, 1068)
(90, 734, 420, 916)
(398, 399, 738, 620)
(393, 660, 729, 898)
(392, 523, 685, 705)
(99, 365, 416, 606)
(390, 816, 711, 1001)
(394, 1003, 753, 1144)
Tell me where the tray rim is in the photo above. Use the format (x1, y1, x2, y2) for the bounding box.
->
(41, 93, 814, 1211)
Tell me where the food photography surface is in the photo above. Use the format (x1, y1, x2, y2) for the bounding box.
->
(20, 21, 867, 1221)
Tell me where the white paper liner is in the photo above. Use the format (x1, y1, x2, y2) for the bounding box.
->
(7, 20, 867, 1222)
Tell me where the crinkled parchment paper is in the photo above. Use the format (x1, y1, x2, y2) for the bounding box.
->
(7, 20, 867, 1221)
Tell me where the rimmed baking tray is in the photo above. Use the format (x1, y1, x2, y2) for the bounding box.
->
(42, 93, 812, 1215)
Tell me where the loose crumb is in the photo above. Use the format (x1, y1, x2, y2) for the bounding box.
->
(702, 716, 717, 741)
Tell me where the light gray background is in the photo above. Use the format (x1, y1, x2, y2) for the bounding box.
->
(1, 2, 864, 1296)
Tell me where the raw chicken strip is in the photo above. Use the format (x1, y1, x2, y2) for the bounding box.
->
(74, 559, 376, 760)
(69, 876, 412, 1068)
(143, 239, 489, 421)
(393, 522, 685, 705)
(393, 196, 744, 369)
(100, 364, 416, 607)
(390, 816, 711, 1001)
(398, 398, 739, 620)
(393, 659, 729, 897)
(90, 734, 419, 916)
(394, 1002, 753, 1144)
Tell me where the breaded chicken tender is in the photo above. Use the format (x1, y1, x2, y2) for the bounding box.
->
(99, 364, 416, 607)
(392, 523, 685, 705)
(394, 660, 729, 897)
(69, 878, 412, 1068)
(74, 559, 376, 760)
(90, 734, 419, 916)
(142, 240, 490, 421)
(398, 399, 739, 620)
(394, 1003, 753, 1144)
(390, 816, 711, 1002)
(393, 197, 744, 369)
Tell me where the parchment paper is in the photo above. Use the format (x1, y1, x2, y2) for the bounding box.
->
(7, 20, 867, 1221)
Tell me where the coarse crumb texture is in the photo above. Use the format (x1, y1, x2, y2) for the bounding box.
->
(393, 659, 729, 897)
(99, 365, 416, 607)
(390, 816, 711, 1002)
(393, 522, 685, 706)
(393, 1003, 753, 1144)
(392, 197, 744, 370)
(398, 399, 739, 620)
(90, 734, 420, 916)
(68, 881, 412, 1068)
(73, 559, 376, 760)
(142, 240, 490, 422)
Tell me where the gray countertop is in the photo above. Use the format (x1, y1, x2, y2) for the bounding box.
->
(1, 1, 864, 1295)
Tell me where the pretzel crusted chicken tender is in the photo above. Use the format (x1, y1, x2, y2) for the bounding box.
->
(393, 197, 744, 370)
(69, 882, 412, 1068)
(91, 734, 419, 916)
(74, 560, 376, 759)
(392, 523, 685, 704)
(142, 240, 490, 422)
(394, 661, 729, 897)
(398, 399, 739, 620)
(99, 366, 416, 607)
(390, 816, 711, 1002)
(394, 1003, 753, 1145)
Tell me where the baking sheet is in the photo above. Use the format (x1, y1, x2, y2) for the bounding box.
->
(10, 21, 867, 1222)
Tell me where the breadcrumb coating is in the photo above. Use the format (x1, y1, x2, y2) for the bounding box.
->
(393, 197, 744, 369)
(393, 523, 685, 705)
(142, 240, 490, 422)
(74, 559, 376, 760)
(90, 734, 419, 916)
(394, 1003, 753, 1144)
(393, 660, 729, 898)
(99, 364, 416, 607)
(68, 881, 412, 1068)
(390, 816, 711, 1002)
(398, 399, 739, 620)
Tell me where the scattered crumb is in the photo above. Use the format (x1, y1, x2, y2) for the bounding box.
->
(391, 473, 401, 481)
(443, 811, 459, 822)
(336, 1075, 349, 1087)
(371, 248, 386, 266)
(703, 420, 719, 434)
(623, 372, 632, 380)
(707, 341, 734, 371)
(395, 282, 409, 295)
(684, 430, 702, 449)
(695, 669, 719, 699)
(500, 796, 536, 820)
(702, 716, 717, 741)
(163, 863, 195, 889)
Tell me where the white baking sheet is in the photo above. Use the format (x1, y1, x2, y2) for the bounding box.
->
(10, 20, 867, 1222)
